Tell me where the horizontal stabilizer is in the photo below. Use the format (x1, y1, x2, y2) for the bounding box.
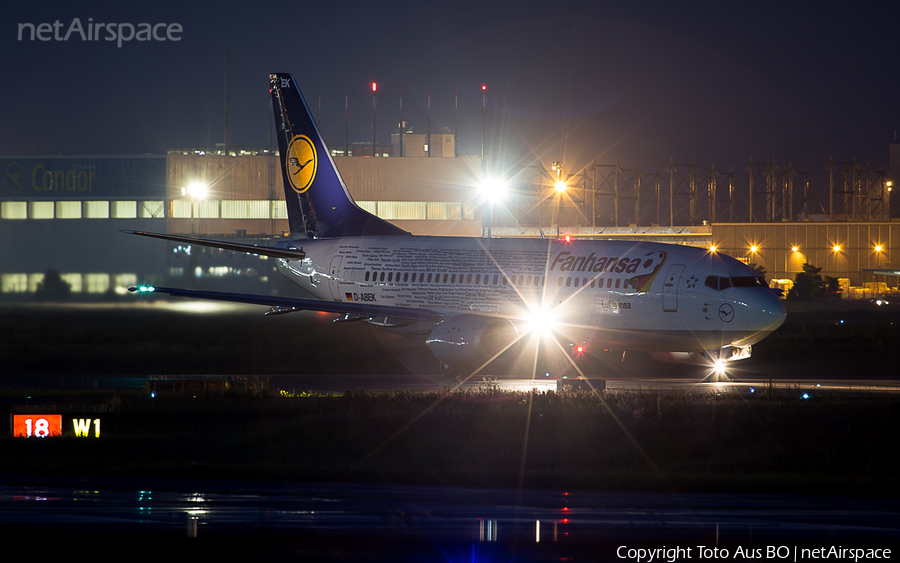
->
(122, 230, 306, 260)
(129, 285, 434, 321)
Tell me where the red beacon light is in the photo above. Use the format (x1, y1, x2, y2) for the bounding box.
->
(563, 235, 571, 243)
(482, 84, 487, 91)
(372, 82, 377, 92)
(575, 345, 584, 354)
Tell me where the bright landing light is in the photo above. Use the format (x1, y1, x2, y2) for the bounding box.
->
(555, 181, 566, 193)
(713, 359, 727, 376)
(524, 307, 558, 336)
(479, 178, 506, 201)
(187, 182, 208, 199)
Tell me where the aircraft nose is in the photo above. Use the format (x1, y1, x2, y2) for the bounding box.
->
(750, 287, 787, 331)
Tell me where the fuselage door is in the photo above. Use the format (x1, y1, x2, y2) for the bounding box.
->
(662, 264, 685, 312)
(329, 255, 343, 301)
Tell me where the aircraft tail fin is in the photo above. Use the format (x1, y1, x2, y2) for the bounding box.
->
(269, 73, 408, 240)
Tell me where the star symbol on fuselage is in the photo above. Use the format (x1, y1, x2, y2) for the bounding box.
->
(685, 275, 698, 289)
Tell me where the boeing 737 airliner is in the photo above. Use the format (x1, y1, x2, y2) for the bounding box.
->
(127, 73, 786, 375)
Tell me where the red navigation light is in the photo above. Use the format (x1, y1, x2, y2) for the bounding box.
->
(372, 82, 377, 92)
(482, 84, 487, 91)
(564, 235, 571, 243)
(576, 345, 584, 354)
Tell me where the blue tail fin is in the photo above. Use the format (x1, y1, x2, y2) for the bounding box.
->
(270, 73, 408, 239)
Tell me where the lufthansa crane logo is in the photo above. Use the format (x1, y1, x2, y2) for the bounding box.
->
(286, 135, 317, 193)
(717, 303, 734, 323)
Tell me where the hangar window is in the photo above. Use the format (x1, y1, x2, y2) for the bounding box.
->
(1, 274, 27, 293)
(29, 201, 54, 219)
(60, 273, 82, 293)
(426, 202, 462, 220)
(357, 201, 377, 214)
(114, 274, 137, 295)
(84, 201, 109, 219)
(378, 201, 426, 221)
(28, 273, 44, 292)
(85, 273, 110, 294)
(222, 200, 269, 219)
(56, 201, 82, 219)
(1, 201, 27, 220)
(270, 200, 288, 219)
(171, 200, 191, 218)
(111, 201, 137, 219)
(195, 200, 218, 219)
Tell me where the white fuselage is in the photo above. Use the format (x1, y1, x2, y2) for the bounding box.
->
(276, 236, 786, 353)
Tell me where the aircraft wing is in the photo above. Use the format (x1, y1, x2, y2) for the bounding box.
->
(129, 285, 435, 321)
(122, 230, 306, 260)
(861, 269, 900, 277)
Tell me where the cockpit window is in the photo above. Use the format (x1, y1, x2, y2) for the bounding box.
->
(705, 275, 768, 290)
(704, 275, 732, 291)
(731, 276, 767, 288)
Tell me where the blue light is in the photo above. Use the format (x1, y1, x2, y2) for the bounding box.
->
(801, 393, 810, 400)
(749, 387, 755, 393)
(544, 372, 550, 377)
(151, 391, 156, 398)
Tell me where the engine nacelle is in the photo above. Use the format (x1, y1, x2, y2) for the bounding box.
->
(647, 351, 710, 365)
(426, 315, 520, 367)
(648, 345, 751, 365)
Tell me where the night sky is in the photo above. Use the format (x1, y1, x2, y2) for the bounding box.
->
(5, 1, 900, 182)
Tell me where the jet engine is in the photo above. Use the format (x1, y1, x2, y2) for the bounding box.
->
(426, 315, 520, 368)
(648, 345, 751, 365)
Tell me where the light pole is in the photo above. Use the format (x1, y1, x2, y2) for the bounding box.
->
(371, 82, 377, 157)
(481, 85, 487, 163)
(480, 177, 505, 238)
(552, 162, 565, 238)
(182, 182, 207, 287)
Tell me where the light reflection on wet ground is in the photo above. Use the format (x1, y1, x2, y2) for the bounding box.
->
(1, 479, 897, 559)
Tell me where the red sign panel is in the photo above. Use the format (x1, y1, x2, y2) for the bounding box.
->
(13, 415, 62, 438)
